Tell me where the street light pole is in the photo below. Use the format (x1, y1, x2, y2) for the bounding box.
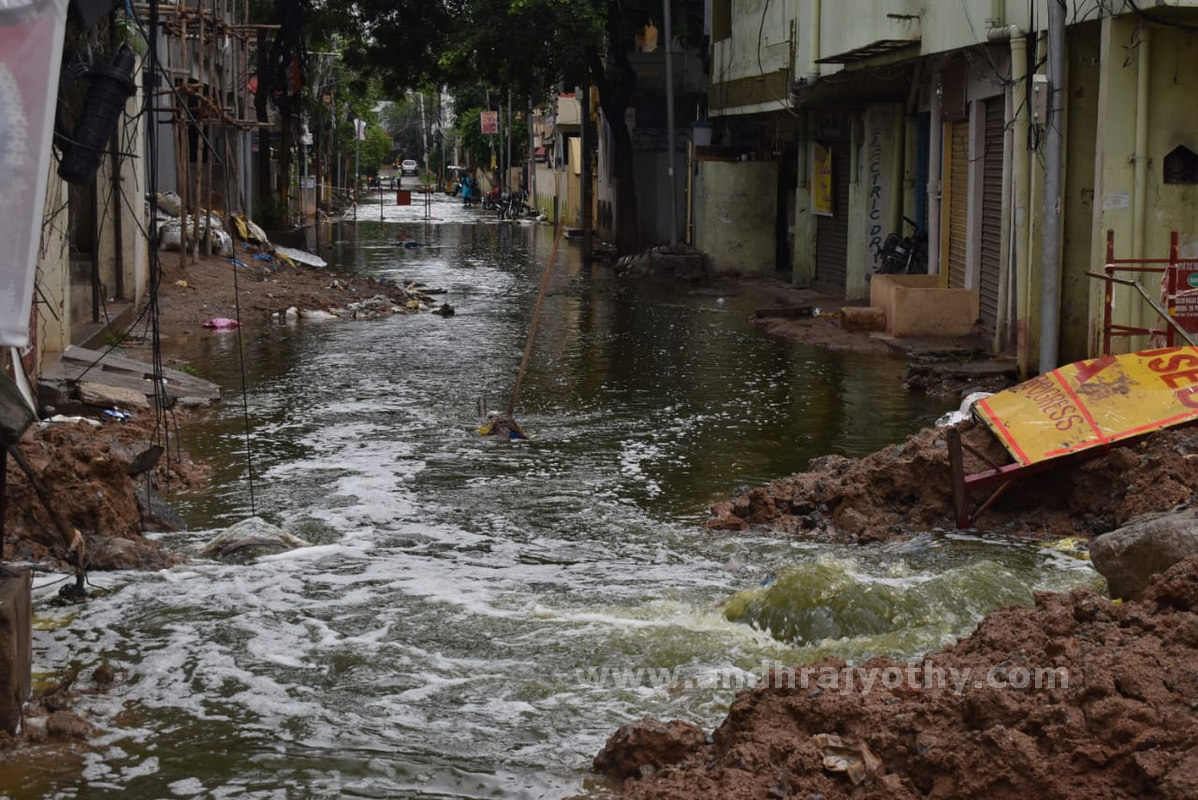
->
(662, 0, 678, 249)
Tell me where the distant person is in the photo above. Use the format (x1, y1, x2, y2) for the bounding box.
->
(461, 173, 475, 207)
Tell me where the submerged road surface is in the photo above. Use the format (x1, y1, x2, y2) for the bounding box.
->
(13, 192, 1099, 799)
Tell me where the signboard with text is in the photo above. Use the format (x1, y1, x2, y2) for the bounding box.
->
(812, 142, 833, 217)
(1169, 267, 1198, 334)
(480, 111, 499, 135)
(976, 348, 1198, 466)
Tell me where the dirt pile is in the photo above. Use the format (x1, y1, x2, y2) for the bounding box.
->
(2, 413, 208, 571)
(152, 249, 442, 333)
(595, 555, 1198, 799)
(706, 420, 1198, 541)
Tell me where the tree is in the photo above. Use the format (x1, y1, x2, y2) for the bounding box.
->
(312, 0, 700, 253)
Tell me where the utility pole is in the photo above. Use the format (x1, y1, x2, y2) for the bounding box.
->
(662, 0, 678, 249)
(354, 118, 361, 221)
(528, 94, 536, 210)
(581, 82, 593, 261)
(1039, 0, 1065, 372)
(506, 91, 513, 194)
(419, 91, 429, 178)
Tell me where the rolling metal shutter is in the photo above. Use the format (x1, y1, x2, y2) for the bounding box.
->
(815, 140, 850, 293)
(979, 98, 1005, 338)
(945, 121, 970, 289)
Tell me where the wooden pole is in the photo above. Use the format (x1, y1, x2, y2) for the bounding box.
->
(507, 215, 567, 417)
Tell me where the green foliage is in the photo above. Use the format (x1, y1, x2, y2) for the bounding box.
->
(255, 195, 290, 230)
(456, 107, 528, 170)
(361, 126, 394, 175)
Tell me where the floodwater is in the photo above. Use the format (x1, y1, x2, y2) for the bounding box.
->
(10, 188, 1099, 799)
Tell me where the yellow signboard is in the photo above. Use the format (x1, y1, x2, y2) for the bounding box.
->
(975, 347, 1198, 466)
(812, 142, 833, 216)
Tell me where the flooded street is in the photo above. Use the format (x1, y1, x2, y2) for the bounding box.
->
(14, 191, 1098, 799)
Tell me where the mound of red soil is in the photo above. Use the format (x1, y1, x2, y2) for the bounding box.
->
(706, 420, 1198, 541)
(2, 413, 208, 571)
(595, 556, 1198, 799)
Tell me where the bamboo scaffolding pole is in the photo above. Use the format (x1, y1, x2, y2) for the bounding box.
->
(202, 0, 214, 254)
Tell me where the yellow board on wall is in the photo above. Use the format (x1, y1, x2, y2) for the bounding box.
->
(975, 348, 1198, 466)
(812, 142, 833, 216)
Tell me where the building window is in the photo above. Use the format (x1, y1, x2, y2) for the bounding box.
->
(1164, 145, 1198, 185)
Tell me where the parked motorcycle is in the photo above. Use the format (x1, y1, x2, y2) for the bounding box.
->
(875, 216, 928, 275)
(498, 189, 529, 220)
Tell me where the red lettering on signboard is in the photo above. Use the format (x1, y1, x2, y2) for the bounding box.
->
(1177, 386, 1198, 409)
(1161, 367, 1198, 391)
(1147, 352, 1198, 375)
(1074, 356, 1116, 384)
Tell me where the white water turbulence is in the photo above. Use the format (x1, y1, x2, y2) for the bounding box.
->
(17, 194, 1101, 799)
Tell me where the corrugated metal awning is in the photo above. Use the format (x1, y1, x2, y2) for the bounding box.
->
(791, 65, 914, 108)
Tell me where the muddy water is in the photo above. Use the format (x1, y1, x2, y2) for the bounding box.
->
(15, 194, 1098, 799)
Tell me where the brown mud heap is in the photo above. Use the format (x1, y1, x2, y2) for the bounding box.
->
(706, 419, 1198, 542)
(2, 413, 208, 570)
(153, 249, 442, 331)
(594, 555, 1198, 799)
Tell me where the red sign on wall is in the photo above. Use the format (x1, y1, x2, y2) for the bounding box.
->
(1169, 267, 1198, 334)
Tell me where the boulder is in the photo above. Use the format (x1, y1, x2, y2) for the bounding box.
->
(593, 716, 705, 780)
(1090, 509, 1198, 600)
(196, 516, 312, 560)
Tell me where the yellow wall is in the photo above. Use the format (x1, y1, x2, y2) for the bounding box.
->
(1089, 18, 1198, 355)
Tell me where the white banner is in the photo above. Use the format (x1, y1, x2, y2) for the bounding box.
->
(354, 118, 366, 141)
(0, 0, 69, 348)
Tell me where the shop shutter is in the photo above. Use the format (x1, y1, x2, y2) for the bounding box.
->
(945, 121, 970, 289)
(979, 98, 1005, 339)
(815, 140, 850, 293)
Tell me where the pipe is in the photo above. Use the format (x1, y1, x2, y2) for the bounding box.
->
(987, 24, 1022, 42)
(663, 0, 677, 248)
(1131, 24, 1150, 338)
(1039, 0, 1066, 372)
(1010, 34, 1030, 373)
(995, 79, 1014, 352)
(927, 70, 942, 276)
(989, 0, 1005, 28)
(806, 0, 821, 83)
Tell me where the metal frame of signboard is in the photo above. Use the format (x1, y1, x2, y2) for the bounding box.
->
(951, 230, 1198, 527)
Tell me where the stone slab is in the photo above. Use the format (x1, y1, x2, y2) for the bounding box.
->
(78, 381, 151, 409)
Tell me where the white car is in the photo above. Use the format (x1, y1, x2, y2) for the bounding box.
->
(401, 159, 418, 176)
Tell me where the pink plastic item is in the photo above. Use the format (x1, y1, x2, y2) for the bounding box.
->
(203, 317, 241, 329)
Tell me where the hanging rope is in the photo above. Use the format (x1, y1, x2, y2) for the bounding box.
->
(507, 214, 566, 418)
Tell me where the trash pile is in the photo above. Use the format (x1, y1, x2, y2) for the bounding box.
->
(152, 192, 318, 278)
(154, 191, 235, 257)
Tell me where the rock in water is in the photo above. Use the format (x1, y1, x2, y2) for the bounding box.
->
(196, 517, 312, 559)
(1091, 508, 1198, 599)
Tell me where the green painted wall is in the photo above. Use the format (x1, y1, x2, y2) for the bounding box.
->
(695, 161, 778, 275)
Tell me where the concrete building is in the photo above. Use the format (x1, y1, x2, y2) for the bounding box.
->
(18, 12, 149, 377)
(701, 0, 1198, 374)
